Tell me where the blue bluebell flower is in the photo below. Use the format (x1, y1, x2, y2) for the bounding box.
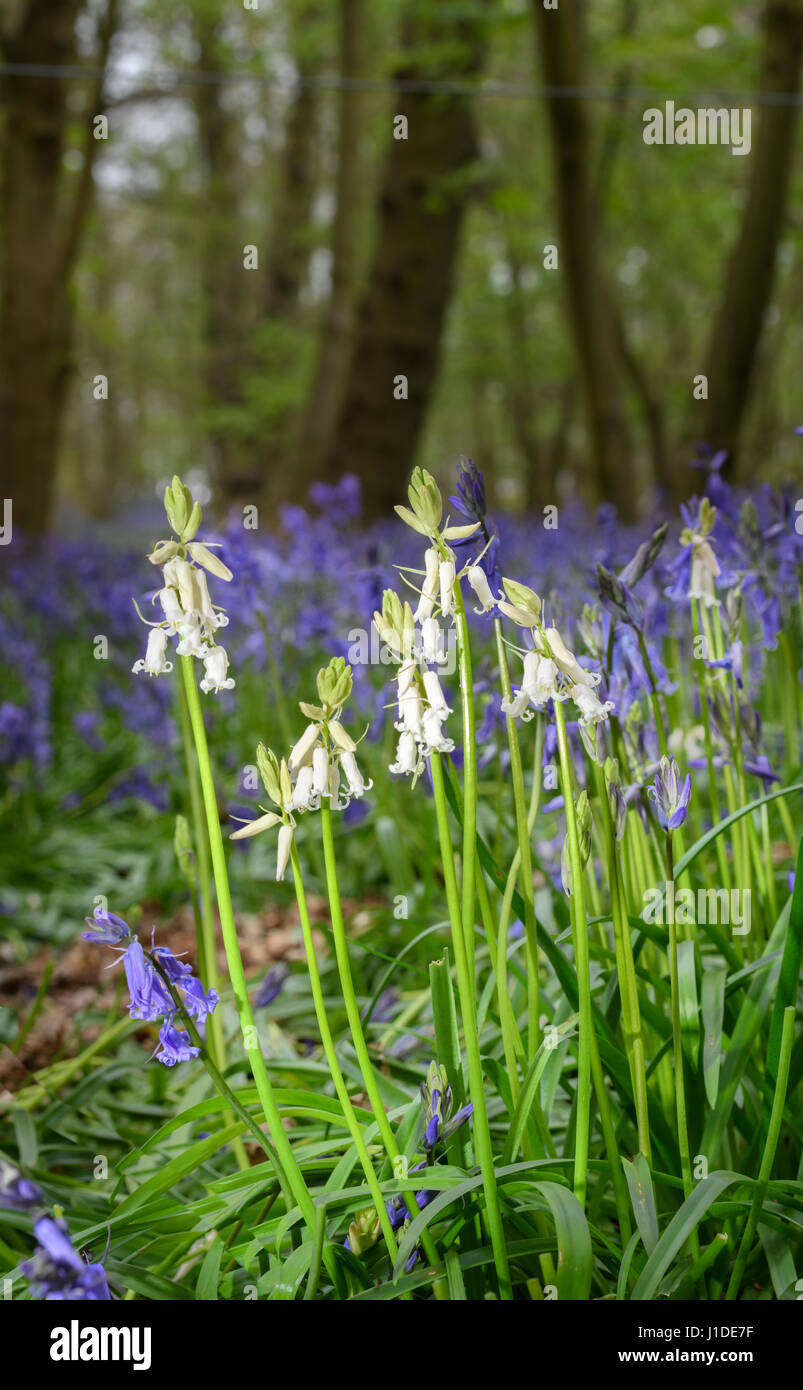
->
(123, 940, 174, 1022)
(254, 962, 289, 1008)
(181, 975, 220, 1022)
(647, 756, 692, 832)
(151, 945, 193, 984)
(21, 1216, 111, 1301)
(0, 1158, 44, 1212)
(154, 1021, 200, 1067)
(81, 907, 131, 946)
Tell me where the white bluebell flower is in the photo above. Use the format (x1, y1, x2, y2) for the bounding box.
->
(132, 625, 173, 677)
(390, 730, 421, 777)
(199, 645, 235, 694)
(413, 547, 440, 623)
(571, 683, 615, 727)
(467, 564, 496, 614)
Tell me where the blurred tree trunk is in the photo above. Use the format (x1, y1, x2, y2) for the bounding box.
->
(0, 0, 117, 533)
(292, 0, 368, 491)
(263, 2, 325, 322)
(323, 0, 489, 516)
(700, 0, 803, 477)
(256, 0, 326, 500)
(192, 8, 257, 502)
(502, 242, 548, 506)
(531, 0, 637, 519)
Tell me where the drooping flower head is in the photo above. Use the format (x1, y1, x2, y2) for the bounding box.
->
(81, 915, 217, 1065)
(132, 476, 235, 695)
(230, 658, 372, 877)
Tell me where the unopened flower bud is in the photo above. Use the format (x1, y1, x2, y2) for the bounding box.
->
(276, 824, 293, 881)
(289, 723, 320, 772)
(467, 565, 495, 614)
(147, 540, 180, 566)
(187, 542, 233, 583)
(329, 719, 357, 753)
(256, 744, 282, 805)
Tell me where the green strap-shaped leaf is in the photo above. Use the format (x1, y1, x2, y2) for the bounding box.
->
(630, 1171, 748, 1299)
(701, 965, 727, 1108)
(622, 1154, 659, 1255)
(762, 836, 803, 1144)
(677, 939, 700, 1069)
(196, 1235, 224, 1301)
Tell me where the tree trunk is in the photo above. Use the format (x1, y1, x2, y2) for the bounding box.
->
(292, 0, 369, 491)
(531, 0, 637, 519)
(263, 3, 325, 323)
(323, 1, 489, 516)
(0, 0, 116, 533)
(192, 8, 258, 502)
(701, 0, 803, 473)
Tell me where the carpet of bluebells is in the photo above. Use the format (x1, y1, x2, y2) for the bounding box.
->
(0, 452, 801, 1302)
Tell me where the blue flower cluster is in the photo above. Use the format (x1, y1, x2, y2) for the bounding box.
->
(0, 1159, 111, 1301)
(82, 907, 218, 1066)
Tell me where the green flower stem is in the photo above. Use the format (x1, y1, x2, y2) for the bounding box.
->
(760, 804, 779, 925)
(436, 761, 476, 1144)
(175, 673, 226, 1071)
(288, 839, 401, 1264)
(665, 831, 697, 1253)
(586, 1007, 633, 1247)
(304, 1207, 327, 1302)
(726, 1006, 795, 1299)
(495, 618, 540, 1059)
(594, 762, 651, 1163)
(495, 841, 528, 1092)
(317, 799, 442, 1274)
(429, 749, 513, 1299)
(179, 655, 319, 1239)
(552, 698, 592, 1207)
(636, 628, 669, 758)
(691, 598, 731, 895)
(148, 952, 290, 1197)
(711, 605, 766, 918)
(453, 590, 479, 989)
(474, 852, 500, 975)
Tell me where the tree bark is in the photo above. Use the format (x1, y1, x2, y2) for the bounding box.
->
(263, 3, 325, 323)
(192, 7, 257, 502)
(292, 0, 368, 491)
(0, 0, 117, 533)
(531, 0, 637, 519)
(701, 0, 803, 474)
(323, 0, 489, 516)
